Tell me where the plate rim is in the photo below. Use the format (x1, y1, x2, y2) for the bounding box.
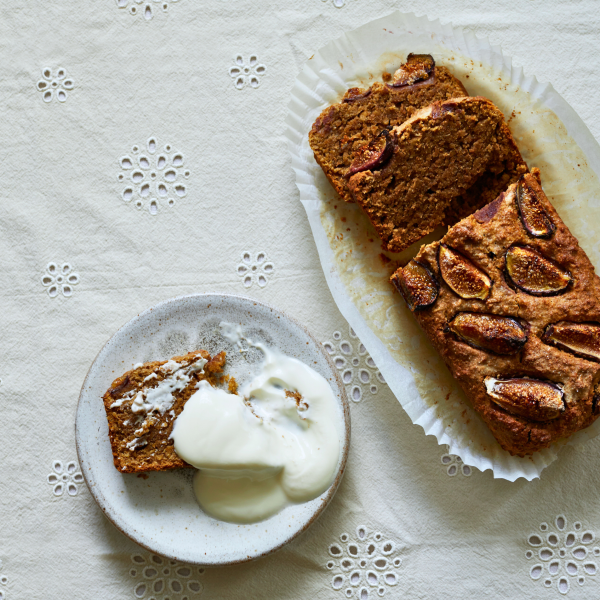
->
(75, 292, 350, 565)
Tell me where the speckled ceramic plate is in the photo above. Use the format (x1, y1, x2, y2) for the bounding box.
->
(75, 293, 350, 565)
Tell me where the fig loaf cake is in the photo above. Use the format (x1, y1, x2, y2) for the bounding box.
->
(348, 96, 528, 253)
(391, 170, 600, 456)
(103, 349, 226, 473)
(308, 54, 468, 203)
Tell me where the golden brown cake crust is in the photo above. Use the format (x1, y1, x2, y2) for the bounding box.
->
(391, 171, 600, 456)
(103, 350, 226, 473)
(349, 96, 527, 253)
(308, 65, 468, 202)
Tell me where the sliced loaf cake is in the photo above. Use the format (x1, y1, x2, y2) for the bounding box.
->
(347, 96, 528, 252)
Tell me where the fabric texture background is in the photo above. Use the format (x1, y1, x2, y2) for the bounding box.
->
(1, 1, 600, 599)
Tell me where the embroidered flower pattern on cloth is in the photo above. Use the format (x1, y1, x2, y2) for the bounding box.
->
(115, 0, 180, 21)
(41, 262, 80, 298)
(526, 515, 598, 595)
(327, 526, 403, 598)
(130, 554, 204, 599)
(118, 138, 189, 215)
(0, 559, 7, 600)
(47, 461, 84, 497)
(323, 326, 386, 403)
(441, 446, 473, 477)
(228, 55, 267, 90)
(36, 68, 74, 103)
(321, 0, 346, 7)
(237, 252, 274, 288)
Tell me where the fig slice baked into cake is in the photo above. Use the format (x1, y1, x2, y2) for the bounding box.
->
(390, 170, 600, 456)
(348, 96, 528, 253)
(308, 53, 468, 203)
(102, 350, 226, 473)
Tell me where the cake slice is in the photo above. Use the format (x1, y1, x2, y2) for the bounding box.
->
(309, 54, 468, 203)
(348, 96, 528, 253)
(390, 170, 600, 456)
(103, 350, 226, 473)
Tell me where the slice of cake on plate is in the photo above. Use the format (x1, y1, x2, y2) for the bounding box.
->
(103, 350, 226, 473)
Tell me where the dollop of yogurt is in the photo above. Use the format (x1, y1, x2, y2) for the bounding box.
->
(171, 329, 341, 524)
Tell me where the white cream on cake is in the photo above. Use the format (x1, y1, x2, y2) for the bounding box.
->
(115, 356, 208, 451)
(171, 324, 341, 524)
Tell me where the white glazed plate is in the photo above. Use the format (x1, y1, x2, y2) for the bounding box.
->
(75, 293, 350, 565)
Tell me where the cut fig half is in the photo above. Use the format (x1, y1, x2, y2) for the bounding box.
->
(391, 260, 438, 311)
(346, 129, 393, 177)
(542, 321, 600, 362)
(447, 312, 527, 355)
(438, 244, 492, 300)
(484, 376, 565, 421)
(516, 176, 555, 238)
(389, 53, 435, 88)
(505, 245, 572, 296)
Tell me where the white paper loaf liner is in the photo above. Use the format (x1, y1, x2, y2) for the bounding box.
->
(285, 11, 600, 481)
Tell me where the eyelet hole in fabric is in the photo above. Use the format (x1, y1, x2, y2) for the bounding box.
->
(229, 55, 267, 89)
(118, 138, 188, 214)
(37, 68, 74, 102)
(129, 554, 204, 599)
(47, 460, 83, 496)
(324, 326, 386, 403)
(527, 516, 597, 594)
(327, 526, 403, 598)
(42, 264, 80, 298)
(236, 252, 274, 288)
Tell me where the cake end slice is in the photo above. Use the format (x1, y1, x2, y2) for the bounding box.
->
(309, 54, 468, 202)
(103, 350, 226, 473)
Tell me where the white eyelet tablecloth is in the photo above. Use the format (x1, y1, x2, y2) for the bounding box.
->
(1, 1, 600, 599)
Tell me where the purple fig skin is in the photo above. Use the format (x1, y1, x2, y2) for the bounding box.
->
(485, 376, 565, 422)
(346, 129, 394, 178)
(391, 260, 439, 311)
(388, 53, 435, 88)
(342, 88, 372, 103)
(385, 75, 436, 92)
(474, 193, 504, 224)
(516, 176, 556, 238)
(108, 375, 130, 397)
(446, 312, 527, 355)
(504, 245, 572, 297)
(542, 321, 600, 363)
(594, 385, 600, 414)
